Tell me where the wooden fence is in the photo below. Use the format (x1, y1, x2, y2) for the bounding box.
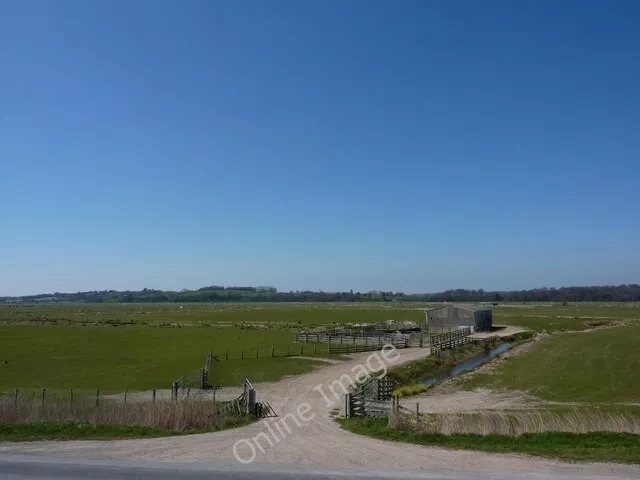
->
(328, 337, 409, 354)
(297, 331, 418, 350)
(429, 327, 472, 355)
(345, 376, 396, 418)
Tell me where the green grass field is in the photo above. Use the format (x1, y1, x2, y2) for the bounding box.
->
(0, 303, 429, 328)
(493, 302, 640, 332)
(2, 302, 640, 395)
(462, 323, 640, 402)
(0, 325, 330, 392)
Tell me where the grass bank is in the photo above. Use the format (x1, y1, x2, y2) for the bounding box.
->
(389, 333, 536, 389)
(462, 323, 640, 402)
(388, 341, 497, 387)
(338, 417, 640, 463)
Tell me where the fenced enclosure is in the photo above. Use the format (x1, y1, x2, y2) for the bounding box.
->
(297, 327, 426, 351)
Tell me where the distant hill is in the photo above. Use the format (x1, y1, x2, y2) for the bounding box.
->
(1, 285, 639, 303)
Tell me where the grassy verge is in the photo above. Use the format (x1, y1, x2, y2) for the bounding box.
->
(393, 384, 429, 398)
(462, 324, 640, 402)
(0, 416, 253, 442)
(338, 417, 640, 463)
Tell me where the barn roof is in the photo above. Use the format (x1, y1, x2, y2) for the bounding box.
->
(426, 303, 492, 313)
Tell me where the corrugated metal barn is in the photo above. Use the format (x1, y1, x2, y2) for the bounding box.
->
(425, 304, 493, 333)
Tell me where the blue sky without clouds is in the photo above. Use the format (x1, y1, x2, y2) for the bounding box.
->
(1, 0, 639, 295)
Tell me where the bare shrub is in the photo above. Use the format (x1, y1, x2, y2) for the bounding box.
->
(0, 397, 239, 431)
(390, 409, 640, 436)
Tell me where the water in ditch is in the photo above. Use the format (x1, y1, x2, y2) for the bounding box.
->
(420, 342, 512, 386)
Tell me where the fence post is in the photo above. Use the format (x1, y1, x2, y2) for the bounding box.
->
(153, 388, 157, 403)
(314, 343, 317, 354)
(344, 393, 350, 418)
(41, 388, 46, 407)
(124, 389, 127, 404)
(187, 388, 191, 400)
(95, 389, 100, 407)
(241, 348, 244, 360)
(271, 345, 275, 357)
(225, 348, 228, 360)
(14, 388, 19, 406)
(416, 402, 419, 422)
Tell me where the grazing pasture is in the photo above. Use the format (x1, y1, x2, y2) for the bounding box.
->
(1, 302, 639, 395)
(462, 322, 640, 402)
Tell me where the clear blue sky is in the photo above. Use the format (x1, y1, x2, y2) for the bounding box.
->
(1, 0, 639, 296)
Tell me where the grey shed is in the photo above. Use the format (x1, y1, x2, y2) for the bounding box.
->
(425, 304, 493, 333)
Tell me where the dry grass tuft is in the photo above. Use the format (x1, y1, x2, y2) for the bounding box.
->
(0, 397, 237, 431)
(391, 408, 640, 436)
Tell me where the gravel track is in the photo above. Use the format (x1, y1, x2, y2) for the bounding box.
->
(2, 348, 638, 478)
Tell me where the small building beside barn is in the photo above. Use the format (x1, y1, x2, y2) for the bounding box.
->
(425, 304, 493, 333)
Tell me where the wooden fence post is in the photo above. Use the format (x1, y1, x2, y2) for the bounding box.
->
(187, 388, 191, 399)
(95, 389, 100, 407)
(124, 389, 127, 404)
(225, 348, 228, 360)
(153, 388, 157, 403)
(241, 348, 244, 360)
(14, 388, 19, 406)
(271, 345, 275, 357)
(70, 389, 74, 405)
(416, 402, 420, 422)
(41, 388, 46, 407)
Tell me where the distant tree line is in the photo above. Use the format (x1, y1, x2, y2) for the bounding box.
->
(1, 284, 639, 304)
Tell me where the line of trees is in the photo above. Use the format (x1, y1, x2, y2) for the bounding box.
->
(2, 285, 640, 304)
